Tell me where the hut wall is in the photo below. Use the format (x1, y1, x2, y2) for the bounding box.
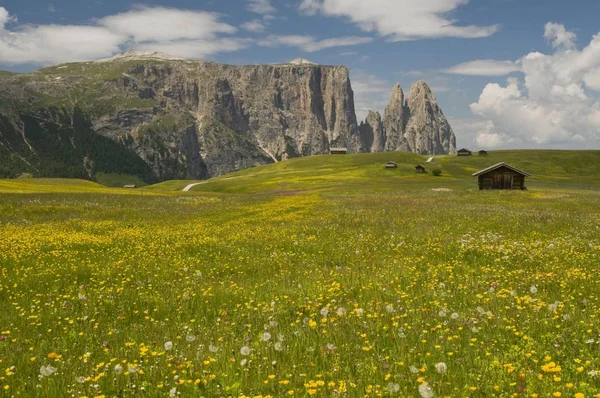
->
(478, 166, 526, 190)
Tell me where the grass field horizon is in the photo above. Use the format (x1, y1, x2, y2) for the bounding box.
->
(1, 149, 599, 397)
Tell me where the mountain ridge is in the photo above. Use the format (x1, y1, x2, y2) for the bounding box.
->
(0, 55, 456, 182)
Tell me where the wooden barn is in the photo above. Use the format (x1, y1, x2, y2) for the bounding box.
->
(330, 147, 348, 155)
(415, 165, 426, 173)
(472, 162, 531, 190)
(478, 150, 488, 156)
(457, 148, 472, 156)
(385, 161, 398, 169)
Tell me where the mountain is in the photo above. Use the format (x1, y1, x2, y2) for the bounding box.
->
(0, 53, 454, 182)
(360, 81, 456, 155)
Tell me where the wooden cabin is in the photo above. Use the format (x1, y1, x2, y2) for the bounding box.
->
(385, 161, 398, 169)
(123, 185, 137, 189)
(415, 165, 426, 173)
(457, 148, 472, 156)
(330, 147, 348, 155)
(472, 162, 531, 190)
(478, 150, 488, 156)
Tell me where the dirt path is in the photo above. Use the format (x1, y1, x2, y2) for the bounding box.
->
(182, 174, 257, 191)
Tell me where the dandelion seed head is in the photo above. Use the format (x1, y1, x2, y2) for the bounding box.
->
(240, 346, 250, 356)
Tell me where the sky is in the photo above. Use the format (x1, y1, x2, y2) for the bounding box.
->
(1, 0, 600, 150)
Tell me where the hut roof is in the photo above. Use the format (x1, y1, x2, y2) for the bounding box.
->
(472, 162, 532, 177)
(457, 148, 472, 152)
(415, 164, 425, 168)
(330, 147, 347, 151)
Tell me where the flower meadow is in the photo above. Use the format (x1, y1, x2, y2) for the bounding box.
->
(0, 182, 599, 397)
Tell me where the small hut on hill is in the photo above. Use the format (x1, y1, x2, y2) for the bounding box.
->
(472, 162, 531, 190)
(123, 185, 137, 189)
(457, 148, 472, 156)
(330, 147, 348, 155)
(385, 161, 398, 169)
(478, 150, 488, 156)
(415, 165, 426, 174)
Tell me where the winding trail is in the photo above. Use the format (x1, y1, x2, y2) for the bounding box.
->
(182, 174, 257, 192)
(182, 182, 207, 192)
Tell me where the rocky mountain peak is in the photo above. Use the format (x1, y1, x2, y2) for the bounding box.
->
(95, 50, 187, 63)
(288, 58, 317, 65)
(358, 81, 456, 155)
(407, 80, 436, 103)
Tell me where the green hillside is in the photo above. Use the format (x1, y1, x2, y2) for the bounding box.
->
(148, 150, 600, 193)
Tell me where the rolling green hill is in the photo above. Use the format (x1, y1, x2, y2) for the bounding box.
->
(147, 150, 600, 193)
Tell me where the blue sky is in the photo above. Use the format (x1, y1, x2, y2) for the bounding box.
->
(1, 0, 600, 149)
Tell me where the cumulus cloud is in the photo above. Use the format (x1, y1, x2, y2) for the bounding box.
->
(443, 59, 522, 76)
(298, 0, 499, 41)
(544, 22, 577, 50)
(259, 35, 373, 52)
(240, 19, 267, 33)
(469, 23, 600, 148)
(0, 6, 246, 66)
(98, 6, 236, 43)
(246, 0, 276, 15)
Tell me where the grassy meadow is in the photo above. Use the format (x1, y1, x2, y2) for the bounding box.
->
(1, 151, 600, 397)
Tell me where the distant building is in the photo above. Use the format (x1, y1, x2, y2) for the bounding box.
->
(385, 161, 398, 169)
(457, 148, 472, 156)
(415, 165, 426, 174)
(330, 147, 348, 155)
(478, 150, 488, 156)
(123, 185, 137, 189)
(472, 162, 531, 190)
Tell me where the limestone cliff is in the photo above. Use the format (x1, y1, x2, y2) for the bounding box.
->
(359, 81, 456, 155)
(0, 54, 361, 180)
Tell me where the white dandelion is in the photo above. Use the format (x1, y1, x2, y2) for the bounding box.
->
(186, 334, 196, 342)
(336, 307, 347, 316)
(387, 382, 400, 393)
(409, 365, 419, 374)
(320, 307, 329, 317)
(262, 332, 272, 342)
(435, 362, 447, 373)
(386, 304, 394, 313)
(450, 312, 459, 320)
(39, 365, 57, 377)
(208, 344, 219, 353)
(75, 376, 85, 383)
(113, 364, 123, 375)
(530, 285, 538, 294)
(418, 381, 434, 398)
(164, 341, 173, 351)
(240, 346, 250, 356)
(240, 358, 247, 366)
(274, 342, 283, 351)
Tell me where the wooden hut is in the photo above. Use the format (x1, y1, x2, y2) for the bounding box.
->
(457, 148, 472, 156)
(330, 147, 348, 155)
(472, 162, 531, 190)
(415, 165, 426, 173)
(385, 161, 398, 169)
(478, 150, 488, 156)
(123, 185, 137, 189)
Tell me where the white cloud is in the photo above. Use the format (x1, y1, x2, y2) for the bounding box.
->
(259, 35, 372, 52)
(299, 0, 499, 41)
(544, 22, 576, 50)
(469, 24, 600, 148)
(443, 59, 522, 76)
(240, 19, 267, 33)
(0, 6, 247, 66)
(246, 0, 276, 15)
(48, 3, 56, 13)
(98, 6, 236, 43)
